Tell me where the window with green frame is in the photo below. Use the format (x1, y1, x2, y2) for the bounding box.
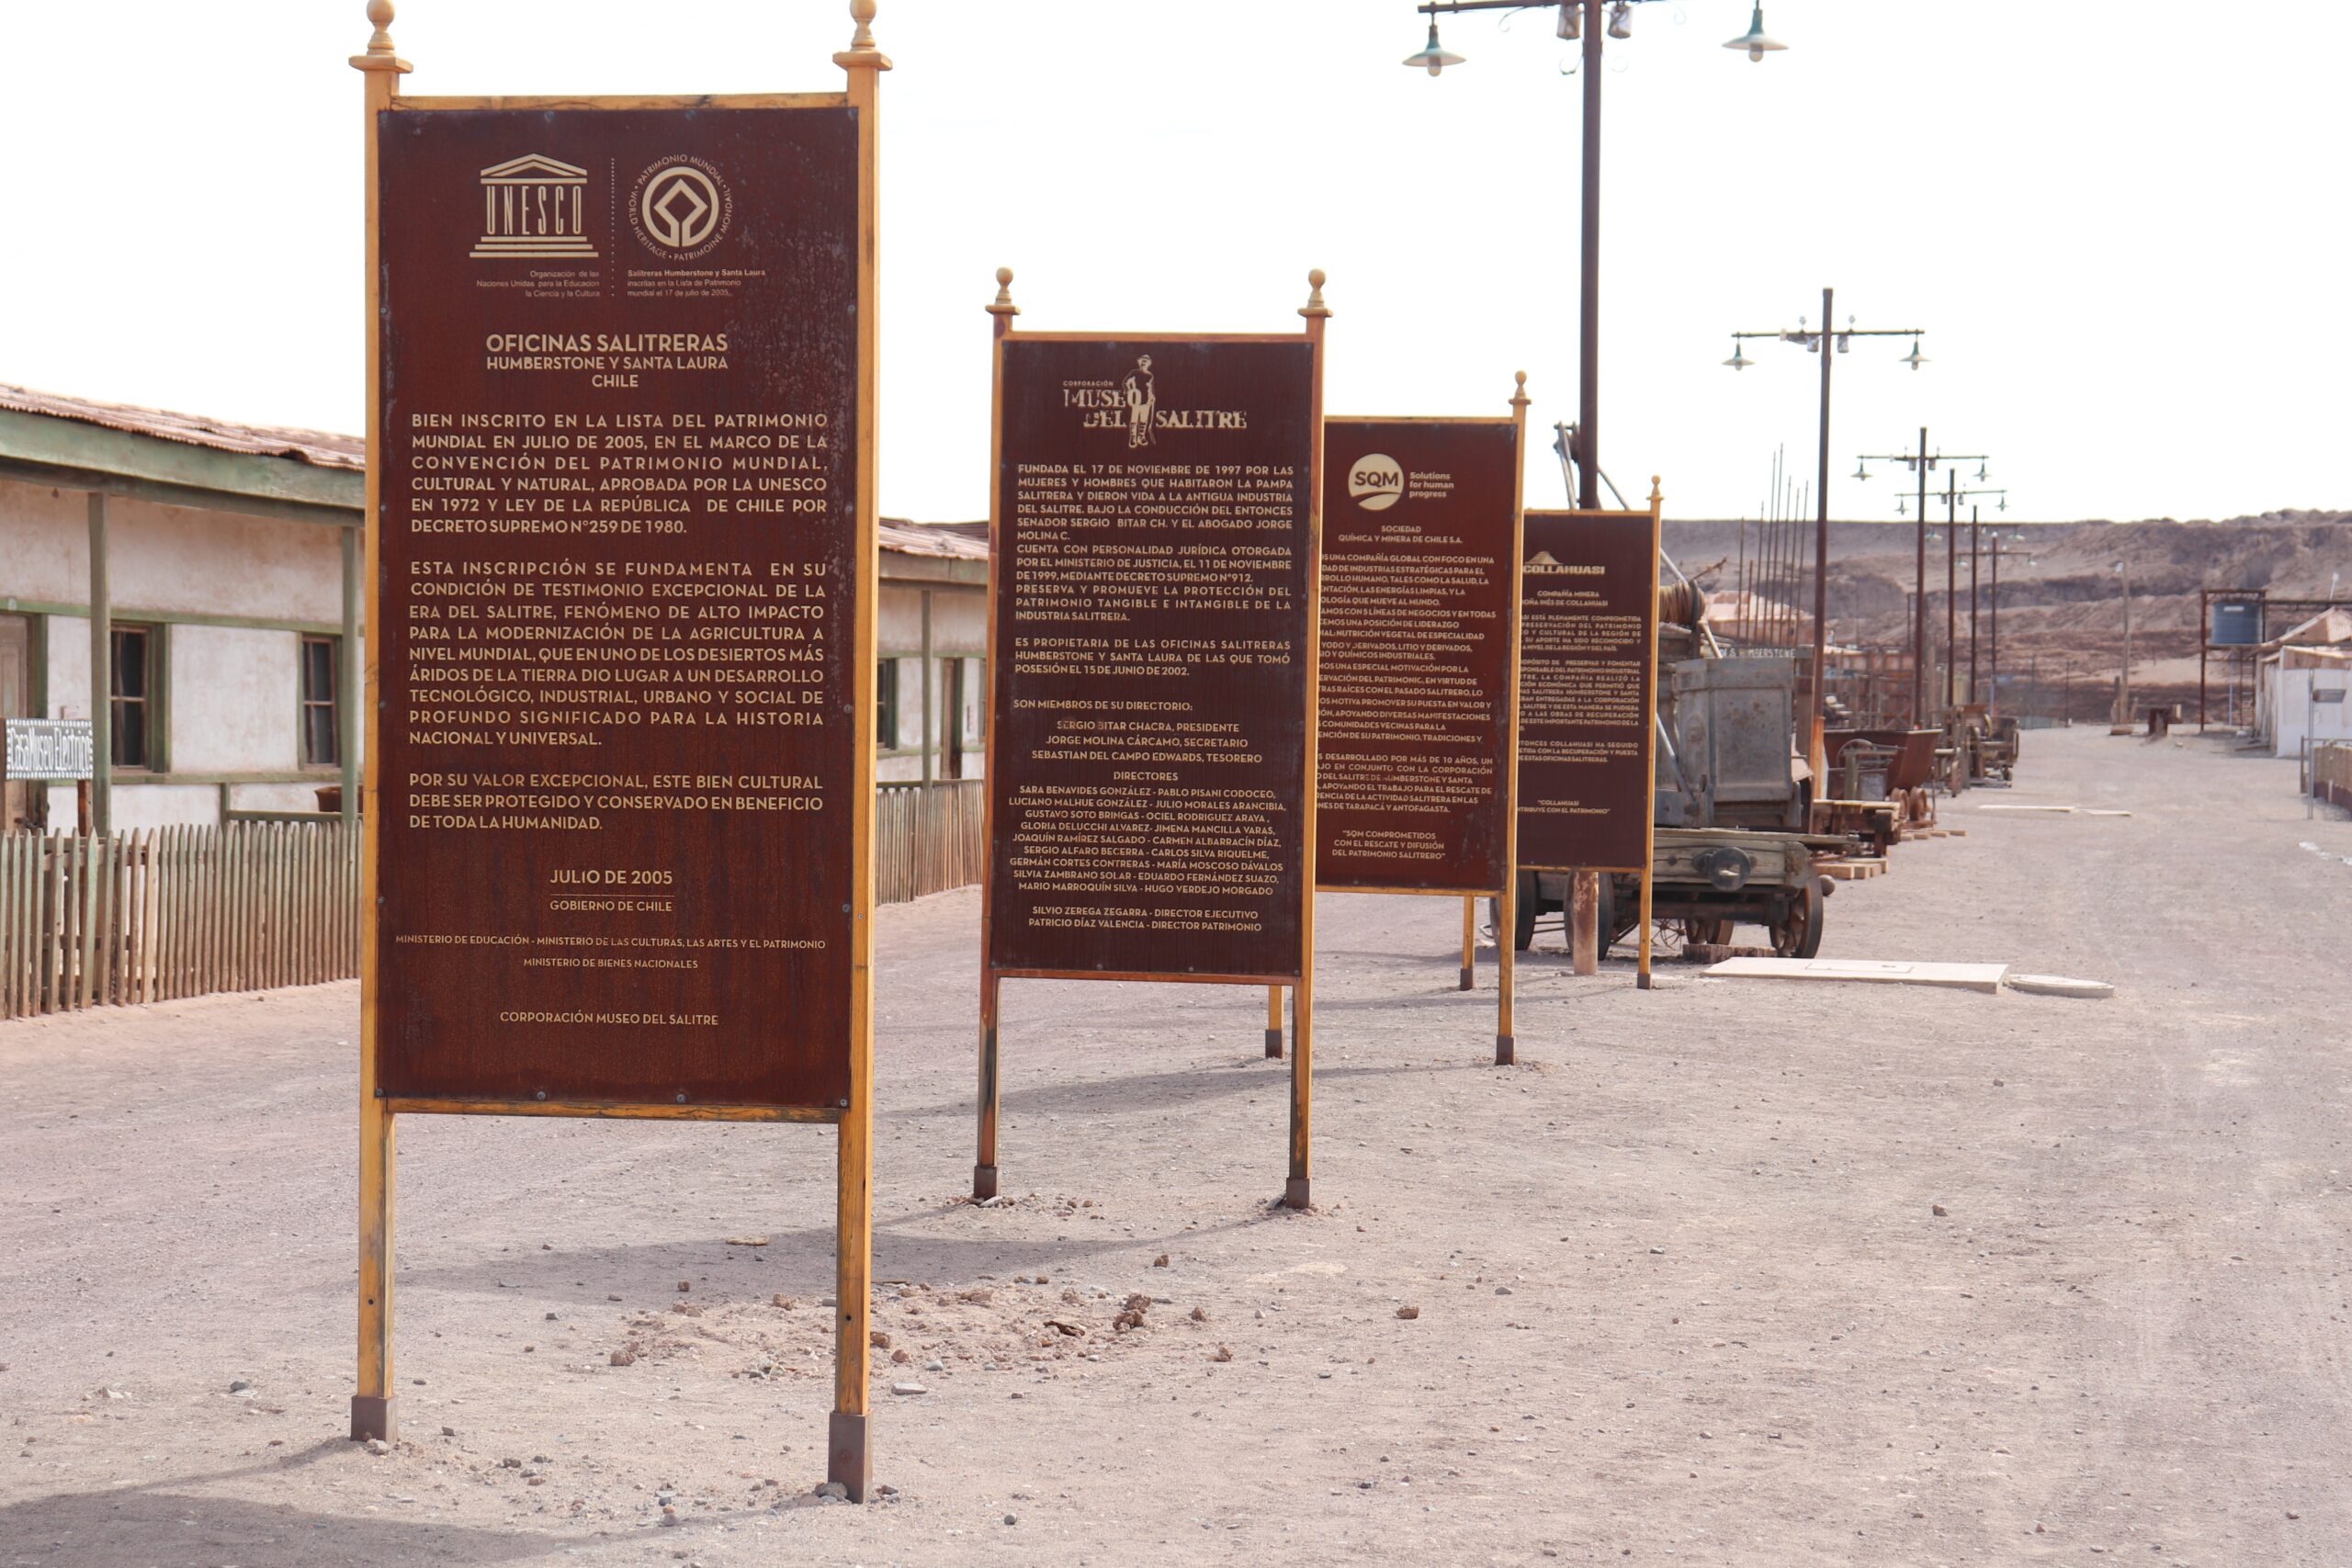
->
(876, 658, 899, 750)
(301, 634, 341, 767)
(110, 623, 162, 771)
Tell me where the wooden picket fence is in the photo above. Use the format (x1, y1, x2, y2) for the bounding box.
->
(876, 779, 987, 906)
(0, 822, 360, 1020)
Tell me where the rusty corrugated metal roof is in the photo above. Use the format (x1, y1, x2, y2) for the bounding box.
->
(0, 382, 364, 471)
(879, 518, 989, 561)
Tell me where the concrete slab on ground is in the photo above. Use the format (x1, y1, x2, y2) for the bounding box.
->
(1702, 956, 2008, 992)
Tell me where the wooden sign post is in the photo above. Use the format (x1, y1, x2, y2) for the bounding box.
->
(1516, 488, 1664, 988)
(975, 272, 1328, 1208)
(350, 0, 887, 1500)
(1295, 382, 1530, 1065)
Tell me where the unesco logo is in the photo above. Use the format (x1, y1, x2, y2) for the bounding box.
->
(628, 155, 733, 259)
(1348, 454, 1405, 512)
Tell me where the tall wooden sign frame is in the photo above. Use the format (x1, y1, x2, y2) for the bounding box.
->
(350, 0, 888, 1500)
(1515, 488, 1664, 987)
(974, 270, 1329, 1210)
(1276, 381, 1530, 1066)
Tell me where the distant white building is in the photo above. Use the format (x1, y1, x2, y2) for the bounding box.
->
(0, 384, 987, 832)
(2254, 608, 2352, 760)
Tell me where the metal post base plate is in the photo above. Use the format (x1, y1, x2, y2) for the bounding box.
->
(1458, 965, 1474, 992)
(972, 1164, 999, 1201)
(1283, 1176, 1310, 1210)
(1637, 972, 1654, 991)
(350, 1393, 398, 1443)
(828, 1410, 870, 1503)
(1494, 1033, 1516, 1066)
(1263, 1028, 1283, 1059)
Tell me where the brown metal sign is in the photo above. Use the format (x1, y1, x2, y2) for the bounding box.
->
(984, 336, 1318, 981)
(373, 106, 861, 1111)
(1316, 418, 1519, 894)
(1516, 507, 1661, 874)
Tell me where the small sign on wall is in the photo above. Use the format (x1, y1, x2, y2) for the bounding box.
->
(4, 719, 95, 782)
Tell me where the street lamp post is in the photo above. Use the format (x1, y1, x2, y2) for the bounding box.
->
(1724, 297, 1924, 729)
(1408, 0, 1785, 508)
(1936, 478, 2006, 712)
(1952, 491, 2007, 705)
(1408, 0, 1784, 977)
(1855, 435, 1989, 725)
(1990, 533, 2030, 717)
(2112, 561, 2133, 728)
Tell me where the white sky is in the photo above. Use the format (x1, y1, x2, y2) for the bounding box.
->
(2, 1, 2344, 526)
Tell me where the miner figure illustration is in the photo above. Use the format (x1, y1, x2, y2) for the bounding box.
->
(1123, 355, 1157, 448)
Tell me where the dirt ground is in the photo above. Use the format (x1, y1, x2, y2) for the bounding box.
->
(3, 726, 2348, 1567)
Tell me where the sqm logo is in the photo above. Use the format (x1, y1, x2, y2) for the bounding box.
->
(1348, 454, 1405, 511)
(469, 154, 596, 260)
(629, 156, 732, 259)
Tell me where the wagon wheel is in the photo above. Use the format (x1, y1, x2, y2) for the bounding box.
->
(1680, 917, 1735, 946)
(1495, 870, 1541, 953)
(1770, 880, 1824, 959)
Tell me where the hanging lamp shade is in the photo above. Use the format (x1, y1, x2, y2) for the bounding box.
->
(1557, 2, 1581, 39)
(1607, 2, 1634, 39)
(1723, 341, 1754, 370)
(1723, 4, 1786, 62)
(1852, 460, 1870, 482)
(1404, 20, 1465, 75)
(1901, 336, 1929, 370)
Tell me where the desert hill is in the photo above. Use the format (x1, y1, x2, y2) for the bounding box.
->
(1663, 511, 2352, 722)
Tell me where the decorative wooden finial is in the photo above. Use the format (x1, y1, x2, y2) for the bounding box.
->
(1511, 369, 1530, 407)
(1299, 267, 1330, 320)
(1650, 475, 1665, 507)
(835, 0, 893, 71)
(351, 0, 412, 73)
(987, 266, 1020, 319)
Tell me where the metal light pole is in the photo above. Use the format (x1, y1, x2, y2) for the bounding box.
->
(1725, 301, 1924, 726)
(1854, 434, 1987, 726)
(1936, 480, 2005, 711)
(1955, 493, 2007, 705)
(2113, 561, 2133, 728)
(1410, 0, 1786, 507)
(1408, 0, 1786, 978)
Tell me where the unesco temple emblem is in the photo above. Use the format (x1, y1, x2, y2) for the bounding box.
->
(468, 153, 597, 260)
(629, 155, 733, 259)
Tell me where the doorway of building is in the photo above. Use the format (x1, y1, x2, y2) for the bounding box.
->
(942, 658, 966, 780)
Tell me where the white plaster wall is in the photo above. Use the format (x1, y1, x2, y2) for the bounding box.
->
(232, 783, 339, 814)
(876, 582, 986, 658)
(2272, 667, 2352, 758)
(112, 784, 221, 829)
(41, 782, 218, 832)
(171, 625, 300, 773)
(928, 592, 987, 658)
(0, 479, 352, 626)
(45, 615, 89, 720)
(0, 478, 85, 606)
